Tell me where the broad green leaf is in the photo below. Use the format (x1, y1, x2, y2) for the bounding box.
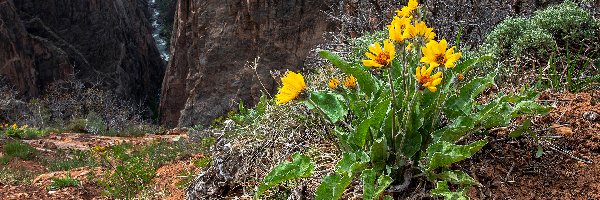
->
(477, 102, 513, 129)
(370, 96, 391, 134)
(320, 50, 378, 95)
(444, 74, 495, 118)
(352, 119, 371, 148)
(336, 151, 370, 174)
(361, 169, 377, 199)
(512, 101, 551, 116)
(453, 55, 494, 74)
(315, 173, 353, 200)
(370, 137, 388, 171)
(362, 169, 394, 200)
(431, 181, 469, 200)
(435, 170, 479, 187)
(402, 92, 424, 158)
(510, 119, 532, 138)
(308, 91, 348, 123)
(255, 153, 314, 199)
(432, 126, 472, 143)
(334, 128, 354, 151)
(426, 140, 488, 172)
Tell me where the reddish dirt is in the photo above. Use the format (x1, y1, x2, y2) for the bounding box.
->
(0, 132, 192, 199)
(461, 91, 600, 199)
(146, 153, 205, 200)
(22, 132, 188, 151)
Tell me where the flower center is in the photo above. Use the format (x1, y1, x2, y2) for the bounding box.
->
(375, 52, 391, 65)
(434, 54, 446, 64)
(419, 76, 432, 84)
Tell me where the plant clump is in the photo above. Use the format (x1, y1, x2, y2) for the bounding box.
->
(257, 0, 550, 199)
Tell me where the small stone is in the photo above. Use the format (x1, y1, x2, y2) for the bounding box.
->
(552, 124, 574, 137)
(583, 111, 600, 122)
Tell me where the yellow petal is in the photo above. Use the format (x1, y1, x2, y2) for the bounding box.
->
(363, 60, 383, 68)
(431, 77, 442, 86)
(431, 72, 442, 80)
(438, 39, 448, 54)
(427, 86, 438, 92)
(365, 52, 377, 60)
(369, 42, 382, 54)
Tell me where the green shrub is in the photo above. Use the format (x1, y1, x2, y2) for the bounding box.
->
(1, 124, 47, 139)
(256, 1, 550, 199)
(2, 141, 38, 163)
(46, 150, 96, 172)
(484, 1, 599, 59)
(100, 156, 154, 198)
(47, 175, 80, 190)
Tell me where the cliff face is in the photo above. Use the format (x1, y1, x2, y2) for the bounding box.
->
(160, 0, 337, 127)
(0, 0, 165, 100)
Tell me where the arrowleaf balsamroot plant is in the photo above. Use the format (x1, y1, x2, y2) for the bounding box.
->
(257, 0, 549, 199)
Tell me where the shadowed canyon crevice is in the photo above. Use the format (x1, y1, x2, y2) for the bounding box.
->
(0, 0, 165, 100)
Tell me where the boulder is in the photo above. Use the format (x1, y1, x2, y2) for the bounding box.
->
(159, 0, 337, 127)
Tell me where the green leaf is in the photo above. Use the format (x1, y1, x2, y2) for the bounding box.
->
(426, 140, 488, 172)
(510, 119, 532, 138)
(444, 74, 495, 118)
(255, 152, 314, 199)
(383, 195, 394, 200)
(352, 119, 371, 148)
(402, 93, 424, 158)
(319, 50, 378, 95)
(435, 170, 479, 187)
(431, 181, 469, 200)
(370, 137, 388, 171)
(370, 96, 391, 134)
(432, 126, 472, 143)
(512, 101, 551, 116)
(336, 151, 370, 174)
(453, 55, 494, 74)
(308, 91, 348, 123)
(478, 102, 513, 129)
(315, 173, 353, 200)
(361, 169, 393, 200)
(536, 146, 544, 158)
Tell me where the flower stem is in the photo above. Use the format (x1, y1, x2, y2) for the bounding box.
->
(388, 66, 398, 154)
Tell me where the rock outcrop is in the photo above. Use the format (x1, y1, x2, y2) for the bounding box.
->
(160, 0, 337, 127)
(0, 0, 165, 100)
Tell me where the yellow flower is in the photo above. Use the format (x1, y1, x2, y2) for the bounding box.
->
(328, 78, 340, 89)
(420, 39, 462, 68)
(403, 21, 436, 42)
(396, 0, 419, 18)
(11, 124, 17, 129)
(388, 16, 411, 43)
(362, 40, 395, 68)
(275, 71, 306, 105)
(416, 65, 442, 92)
(344, 75, 357, 89)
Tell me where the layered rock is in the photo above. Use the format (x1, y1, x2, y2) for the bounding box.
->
(0, 0, 165, 100)
(160, 0, 337, 127)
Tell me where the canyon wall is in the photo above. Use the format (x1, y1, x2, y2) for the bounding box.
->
(0, 0, 165, 100)
(159, 0, 338, 127)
